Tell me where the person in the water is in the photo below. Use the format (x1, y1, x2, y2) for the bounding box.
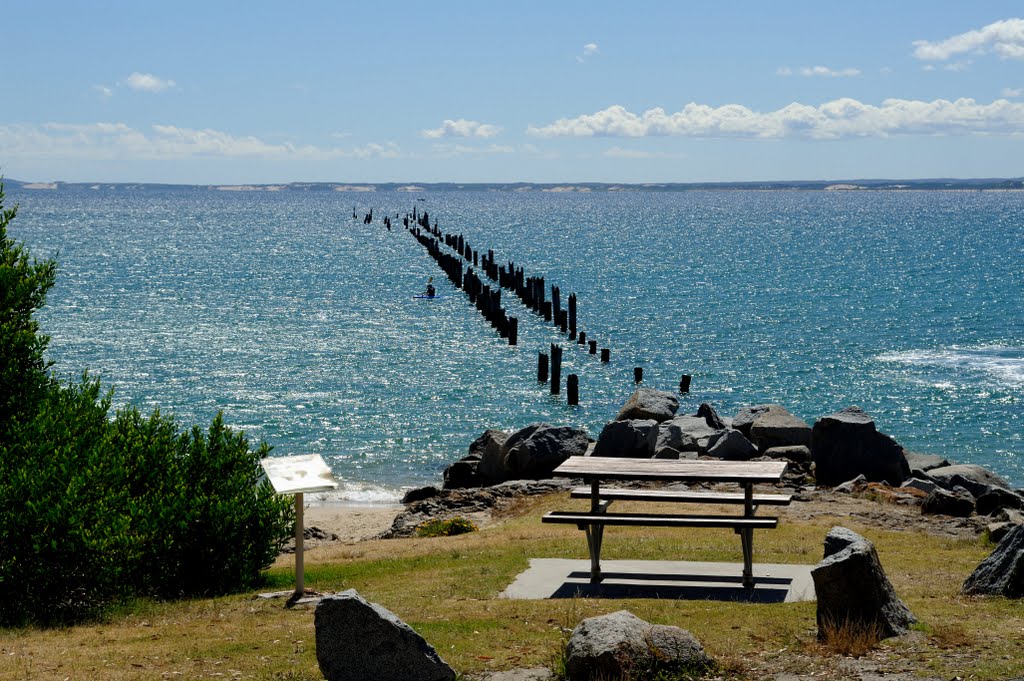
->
(424, 277, 436, 297)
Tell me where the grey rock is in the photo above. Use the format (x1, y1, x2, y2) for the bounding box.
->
(315, 589, 455, 681)
(763, 445, 812, 464)
(473, 429, 511, 483)
(705, 429, 758, 461)
(749, 404, 812, 452)
(921, 486, 975, 517)
(652, 446, 696, 460)
(812, 527, 916, 639)
(592, 419, 658, 458)
(928, 464, 1012, 498)
(976, 487, 1024, 516)
(615, 388, 680, 423)
(732, 404, 773, 438)
(810, 406, 909, 486)
(696, 403, 726, 429)
(401, 486, 440, 504)
(564, 610, 712, 681)
(442, 457, 484, 490)
(834, 474, 867, 494)
(503, 424, 590, 479)
(656, 415, 721, 455)
(903, 451, 950, 477)
(962, 525, 1024, 597)
(900, 477, 938, 495)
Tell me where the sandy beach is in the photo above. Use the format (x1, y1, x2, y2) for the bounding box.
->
(303, 503, 404, 543)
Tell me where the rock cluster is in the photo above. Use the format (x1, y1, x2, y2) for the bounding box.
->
(426, 387, 1024, 564)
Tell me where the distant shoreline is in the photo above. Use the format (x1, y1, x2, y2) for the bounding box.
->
(6, 178, 1024, 193)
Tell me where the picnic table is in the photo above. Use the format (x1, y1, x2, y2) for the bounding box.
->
(542, 456, 791, 588)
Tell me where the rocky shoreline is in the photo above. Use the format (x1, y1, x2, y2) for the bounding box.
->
(383, 388, 1023, 543)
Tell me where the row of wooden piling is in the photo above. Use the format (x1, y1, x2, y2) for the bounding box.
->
(393, 204, 691, 404)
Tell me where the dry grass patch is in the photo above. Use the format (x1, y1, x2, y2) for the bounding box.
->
(2, 489, 1023, 680)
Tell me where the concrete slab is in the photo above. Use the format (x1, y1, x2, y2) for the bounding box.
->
(501, 559, 815, 603)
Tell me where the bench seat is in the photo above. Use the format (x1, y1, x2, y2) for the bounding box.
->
(569, 487, 792, 506)
(542, 511, 778, 529)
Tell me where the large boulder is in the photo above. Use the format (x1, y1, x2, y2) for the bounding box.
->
(927, 464, 1012, 499)
(732, 404, 773, 438)
(315, 589, 455, 681)
(749, 404, 811, 452)
(976, 487, 1024, 516)
(503, 424, 590, 479)
(564, 610, 713, 681)
(696, 403, 726, 430)
(904, 451, 950, 478)
(705, 429, 758, 461)
(615, 388, 679, 423)
(811, 527, 916, 639)
(592, 420, 658, 458)
(442, 455, 484, 489)
(656, 415, 721, 455)
(962, 525, 1024, 598)
(921, 486, 975, 517)
(473, 429, 511, 483)
(810, 407, 909, 486)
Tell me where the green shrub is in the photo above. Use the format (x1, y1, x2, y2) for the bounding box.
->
(415, 516, 479, 538)
(0, 183, 294, 626)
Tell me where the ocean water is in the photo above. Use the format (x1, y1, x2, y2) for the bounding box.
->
(8, 186, 1024, 498)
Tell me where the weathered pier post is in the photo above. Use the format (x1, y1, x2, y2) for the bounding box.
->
(679, 374, 691, 394)
(538, 352, 549, 382)
(601, 348, 610, 363)
(567, 374, 579, 405)
(550, 344, 562, 395)
(634, 367, 643, 384)
(577, 331, 586, 345)
(508, 317, 518, 346)
(551, 285, 561, 326)
(589, 340, 597, 354)
(568, 294, 577, 340)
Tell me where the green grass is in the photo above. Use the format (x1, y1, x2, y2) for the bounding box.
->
(1, 491, 1021, 681)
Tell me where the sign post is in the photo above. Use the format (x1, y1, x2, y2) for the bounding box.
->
(260, 454, 338, 604)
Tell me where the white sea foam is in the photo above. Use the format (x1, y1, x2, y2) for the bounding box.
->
(308, 482, 404, 506)
(877, 346, 1024, 389)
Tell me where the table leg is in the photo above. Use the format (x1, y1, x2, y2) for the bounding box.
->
(587, 479, 604, 583)
(742, 483, 754, 588)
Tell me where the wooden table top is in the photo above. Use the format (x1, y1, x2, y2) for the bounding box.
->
(550, 456, 788, 484)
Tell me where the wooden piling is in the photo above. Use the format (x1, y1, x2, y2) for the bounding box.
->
(538, 352, 549, 382)
(550, 344, 562, 394)
(568, 293, 577, 337)
(508, 317, 518, 345)
(589, 340, 597, 354)
(679, 374, 691, 393)
(634, 367, 643, 383)
(601, 348, 610, 363)
(578, 331, 586, 345)
(567, 374, 579, 405)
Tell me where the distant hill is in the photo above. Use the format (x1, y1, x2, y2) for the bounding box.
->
(4, 178, 1024, 193)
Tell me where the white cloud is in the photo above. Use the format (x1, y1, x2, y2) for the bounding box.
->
(1003, 87, 1023, 97)
(124, 72, 176, 93)
(430, 143, 516, 158)
(527, 98, 1024, 140)
(0, 122, 404, 161)
(799, 65, 861, 78)
(913, 17, 1024, 61)
(603, 146, 686, 159)
(776, 67, 793, 76)
(576, 42, 599, 63)
(421, 118, 502, 139)
(93, 85, 113, 97)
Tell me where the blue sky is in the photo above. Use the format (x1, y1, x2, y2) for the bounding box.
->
(3, 2, 1024, 183)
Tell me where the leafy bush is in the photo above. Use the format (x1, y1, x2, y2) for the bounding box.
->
(415, 516, 479, 538)
(0, 183, 293, 626)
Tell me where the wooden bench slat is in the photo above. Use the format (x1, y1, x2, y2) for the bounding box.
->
(569, 487, 792, 506)
(542, 511, 778, 529)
